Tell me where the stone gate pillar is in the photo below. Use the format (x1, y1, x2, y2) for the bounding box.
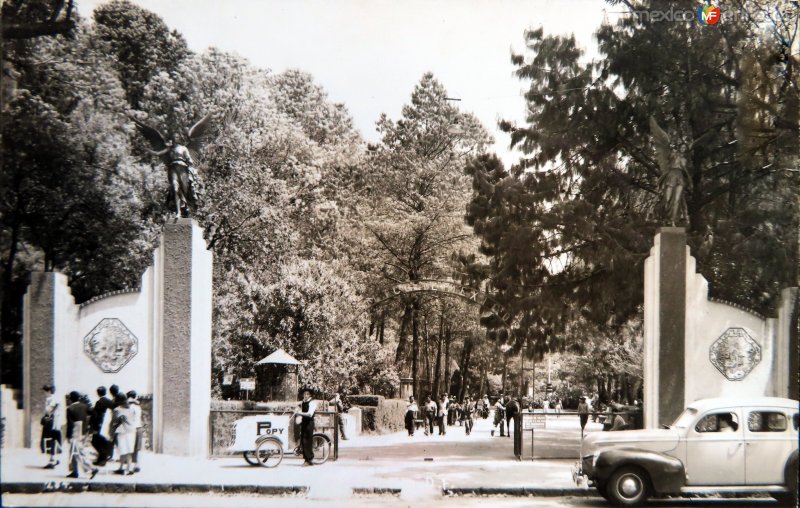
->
(22, 272, 77, 447)
(151, 218, 212, 457)
(643, 227, 686, 429)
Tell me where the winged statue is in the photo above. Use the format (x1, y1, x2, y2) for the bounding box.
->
(132, 114, 213, 218)
(649, 117, 691, 226)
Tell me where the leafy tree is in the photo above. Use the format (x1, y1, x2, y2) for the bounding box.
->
(467, 1, 799, 363)
(1, 0, 77, 40)
(359, 73, 491, 399)
(1, 21, 161, 385)
(93, 0, 189, 108)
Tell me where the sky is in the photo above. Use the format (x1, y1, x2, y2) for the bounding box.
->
(78, 0, 610, 166)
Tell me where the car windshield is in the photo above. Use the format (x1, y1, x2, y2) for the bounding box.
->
(672, 407, 698, 428)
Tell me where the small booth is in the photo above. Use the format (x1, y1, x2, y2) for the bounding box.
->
(255, 349, 300, 402)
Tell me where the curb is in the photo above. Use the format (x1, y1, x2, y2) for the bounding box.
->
(1, 482, 308, 496)
(0, 482, 588, 497)
(446, 487, 591, 497)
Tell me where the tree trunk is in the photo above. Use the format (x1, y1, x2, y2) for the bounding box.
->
(394, 303, 412, 365)
(458, 337, 473, 401)
(433, 335, 442, 400)
(443, 322, 452, 396)
(423, 314, 431, 395)
(412, 299, 420, 400)
(378, 310, 385, 345)
(477, 365, 486, 399)
(501, 354, 508, 394)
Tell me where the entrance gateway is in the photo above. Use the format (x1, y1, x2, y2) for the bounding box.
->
(642, 227, 798, 428)
(23, 219, 212, 457)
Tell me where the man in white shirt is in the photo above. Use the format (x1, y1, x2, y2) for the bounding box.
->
(127, 391, 143, 473)
(42, 385, 62, 469)
(295, 390, 317, 466)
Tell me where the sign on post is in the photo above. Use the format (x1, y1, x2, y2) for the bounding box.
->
(521, 413, 546, 430)
(222, 374, 234, 386)
(239, 377, 255, 400)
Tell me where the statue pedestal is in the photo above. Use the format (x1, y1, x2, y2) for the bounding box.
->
(153, 219, 212, 456)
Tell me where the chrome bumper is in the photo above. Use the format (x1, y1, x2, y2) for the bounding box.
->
(572, 461, 589, 488)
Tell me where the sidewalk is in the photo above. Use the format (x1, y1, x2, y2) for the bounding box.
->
(1, 415, 598, 498)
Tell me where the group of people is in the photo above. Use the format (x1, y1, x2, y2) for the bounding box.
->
(404, 394, 486, 437)
(40, 384, 144, 478)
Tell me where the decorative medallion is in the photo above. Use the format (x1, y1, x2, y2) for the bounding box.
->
(83, 318, 138, 373)
(709, 327, 761, 381)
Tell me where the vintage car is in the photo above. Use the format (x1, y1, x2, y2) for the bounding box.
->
(573, 397, 799, 506)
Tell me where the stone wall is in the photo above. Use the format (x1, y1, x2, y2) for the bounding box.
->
(21, 219, 213, 457)
(643, 228, 797, 428)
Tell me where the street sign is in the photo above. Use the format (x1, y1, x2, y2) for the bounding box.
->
(239, 378, 255, 391)
(521, 413, 546, 430)
(222, 374, 233, 386)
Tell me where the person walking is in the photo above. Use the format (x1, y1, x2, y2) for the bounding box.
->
(110, 393, 136, 475)
(423, 396, 436, 436)
(127, 391, 143, 473)
(404, 396, 418, 436)
(41, 385, 62, 469)
(90, 386, 113, 466)
(492, 396, 506, 437)
(295, 390, 317, 466)
(66, 391, 98, 479)
(504, 396, 520, 438)
(437, 394, 448, 435)
(578, 396, 590, 437)
(481, 395, 490, 419)
(328, 393, 349, 441)
(462, 396, 475, 435)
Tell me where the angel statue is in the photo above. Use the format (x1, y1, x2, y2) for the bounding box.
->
(132, 114, 213, 218)
(649, 116, 691, 226)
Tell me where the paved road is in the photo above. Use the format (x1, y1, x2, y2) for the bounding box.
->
(2, 492, 780, 508)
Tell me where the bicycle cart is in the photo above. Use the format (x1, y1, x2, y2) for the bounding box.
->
(228, 413, 331, 468)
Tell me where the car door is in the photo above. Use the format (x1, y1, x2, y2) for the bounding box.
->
(744, 407, 792, 485)
(684, 408, 745, 486)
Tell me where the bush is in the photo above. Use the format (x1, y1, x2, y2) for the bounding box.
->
(348, 395, 383, 407)
(360, 407, 376, 431)
(375, 399, 406, 433)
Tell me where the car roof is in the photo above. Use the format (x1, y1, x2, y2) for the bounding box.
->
(686, 397, 799, 412)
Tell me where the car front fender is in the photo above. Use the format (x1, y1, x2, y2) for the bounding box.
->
(594, 447, 685, 494)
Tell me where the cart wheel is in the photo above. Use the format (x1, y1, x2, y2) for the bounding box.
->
(255, 438, 283, 468)
(243, 451, 259, 466)
(311, 434, 331, 465)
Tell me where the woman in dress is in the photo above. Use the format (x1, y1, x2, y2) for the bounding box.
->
(110, 393, 136, 475)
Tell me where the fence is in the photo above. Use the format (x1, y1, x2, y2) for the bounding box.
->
(512, 410, 643, 460)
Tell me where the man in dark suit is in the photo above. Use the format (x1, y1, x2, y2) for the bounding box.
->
(504, 396, 520, 438)
(66, 391, 97, 479)
(91, 386, 114, 466)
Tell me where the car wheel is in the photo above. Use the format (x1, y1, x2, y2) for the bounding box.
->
(772, 462, 798, 507)
(606, 466, 651, 506)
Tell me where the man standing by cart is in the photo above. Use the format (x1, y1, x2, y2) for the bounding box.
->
(295, 390, 317, 466)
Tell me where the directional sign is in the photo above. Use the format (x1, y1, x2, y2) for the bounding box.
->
(521, 413, 546, 430)
(239, 378, 256, 391)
